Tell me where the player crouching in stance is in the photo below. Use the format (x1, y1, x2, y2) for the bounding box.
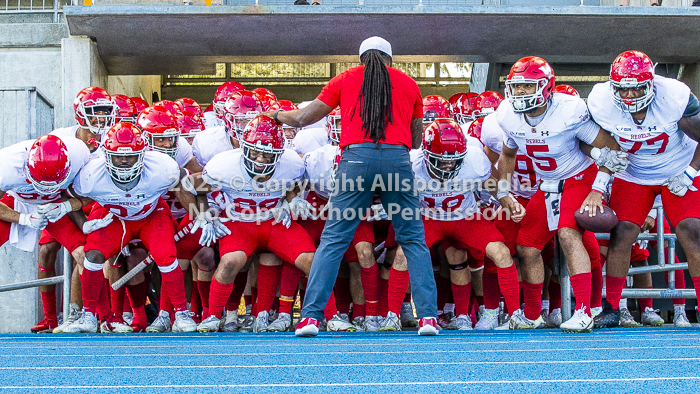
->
(63, 123, 199, 333)
(589, 51, 700, 327)
(495, 56, 628, 333)
(183, 115, 319, 333)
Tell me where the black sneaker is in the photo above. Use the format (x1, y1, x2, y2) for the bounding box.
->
(294, 0, 310, 4)
(593, 302, 620, 329)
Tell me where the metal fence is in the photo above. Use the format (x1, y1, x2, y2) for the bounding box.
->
(0, 249, 72, 322)
(1, 0, 72, 22)
(0, 87, 54, 148)
(558, 205, 694, 321)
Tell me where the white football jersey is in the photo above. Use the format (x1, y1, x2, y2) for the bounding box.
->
(202, 149, 305, 222)
(498, 93, 598, 181)
(51, 126, 103, 160)
(303, 144, 341, 200)
(0, 137, 90, 205)
(160, 137, 195, 220)
(72, 151, 180, 220)
(459, 120, 475, 139)
(192, 125, 234, 167)
(481, 113, 538, 199)
(293, 127, 330, 156)
(411, 145, 491, 221)
(202, 111, 221, 129)
(587, 75, 696, 185)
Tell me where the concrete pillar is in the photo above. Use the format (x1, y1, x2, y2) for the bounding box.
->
(470, 63, 490, 94)
(60, 36, 108, 127)
(108, 75, 162, 106)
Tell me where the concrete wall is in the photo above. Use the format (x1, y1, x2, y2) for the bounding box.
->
(108, 75, 161, 105)
(61, 36, 108, 128)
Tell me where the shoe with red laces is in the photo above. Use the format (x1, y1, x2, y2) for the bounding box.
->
(418, 317, 440, 336)
(100, 314, 133, 333)
(31, 317, 58, 333)
(295, 317, 320, 337)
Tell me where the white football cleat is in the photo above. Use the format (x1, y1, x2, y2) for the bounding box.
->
(172, 311, 197, 333)
(197, 315, 221, 333)
(545, 308, 563, 328)
(146, 310, 172, 333)
(327, 314, 357, 332)
(253, 311, 270, 333)
(63, 311, 98, 334)
(674, 305, 692, 327)
(53, 303, 81, 334)
(560, 307, 593, 333)
(474, 308, 499, 330)
(445, 314, 473, 330)
(641, 307, 664, 327)
(267, 313, 292, 332)
(364, 316, 381, 332)
(379, 311, 401, 331)
(417, 317, 439, 336)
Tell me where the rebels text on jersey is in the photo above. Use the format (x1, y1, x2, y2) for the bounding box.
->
(71, 151, 180, 220)
(303, 144, 341, 200)
(481, 113, 538, 198)
(202, 149, 305, 222)
(0, 137, 90, 205)
(588, 75, 697, 185)
(192, 125, 234, 167)
(497, 93, 599, 181)
(411, 145, 491, 221)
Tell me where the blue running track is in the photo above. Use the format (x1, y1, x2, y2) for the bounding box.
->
(0, 328, 699, 393)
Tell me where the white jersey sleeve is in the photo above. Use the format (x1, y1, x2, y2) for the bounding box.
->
(202, 111, 221, 129)
(588, 76, 696, 185)
(73, 151, 179, 220)
(175, 137, 194, 168)
(480, 113, 503, 154)
(203, 149, 305, 222)
(303, 144, 341, 199)
(496, 94, 596, 181)
(293, 127, 330, 156)
(192, 126, 234, 167)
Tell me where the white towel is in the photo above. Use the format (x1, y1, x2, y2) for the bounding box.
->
(8, 193, 40, 252)
(540, 180, 563, 232)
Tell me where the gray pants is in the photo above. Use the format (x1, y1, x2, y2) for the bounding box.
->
(301, 143, 437, 321)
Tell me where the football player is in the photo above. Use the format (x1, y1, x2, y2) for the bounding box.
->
(62, 123, 199, 333)
(495, 56, 628, 333)
(588, 50, 700, 328)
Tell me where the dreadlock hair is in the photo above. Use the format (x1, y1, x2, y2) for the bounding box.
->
(355, 50, 393, 143)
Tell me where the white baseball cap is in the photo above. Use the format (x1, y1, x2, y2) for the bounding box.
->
(359, 36, 392, 59)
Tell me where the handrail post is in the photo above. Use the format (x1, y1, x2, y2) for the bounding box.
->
(62, 248, 71, 321)
(656, 205, 665, 267)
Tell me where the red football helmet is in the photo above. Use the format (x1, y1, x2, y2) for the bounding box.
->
(137, 105, 179, 158)
(422, 95, 454, 124)
(473, 91, 504, 118)
(223, 90, 264, 141)
(102, 123, 148, 183)
(176, 111, 205, 143)
(26, 135, 71, 195)
(241, 115, 285, 177)
(422, 119, 468, 180)
(112, 94, 137, 124)
(553, 84, 580, 98)
(505, 56, 555, 113)
(467, 117, 485, 142)
(449, 92, 479, 124)
(270, 100, 300, 140)
(252, 88, 277, 111)
(174, 97, 203, 118)
(326, 107, 341, 144)
(73, 86, 117, 136)
(213, 81, 246, 118)
(609, 50, 656, 113)
(153, 100, 180, 116)
(130, 96, 149, 114)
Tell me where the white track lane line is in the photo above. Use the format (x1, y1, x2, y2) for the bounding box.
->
(2, 344, 699, 358)
(0, 357, 698, 370)
(3, 376, 700, 389)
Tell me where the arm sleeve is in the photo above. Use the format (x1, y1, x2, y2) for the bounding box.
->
(684, 93, 700, 118)
(317, 73, 343, 109)
(504, 135, 518, 150)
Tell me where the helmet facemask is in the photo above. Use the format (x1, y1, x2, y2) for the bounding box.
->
(105, 147, 145, 183)
(424, 150, 466, 181)
(77, 100, 118, 136)
(610, 78, 655, 113)
(144, 129, 179, 159)
(505, 78, 550, 113)
(326, 114, 341, 144)
(242, 140, 283, 178)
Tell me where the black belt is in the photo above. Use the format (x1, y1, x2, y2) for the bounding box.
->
(344, 142, 408, 151)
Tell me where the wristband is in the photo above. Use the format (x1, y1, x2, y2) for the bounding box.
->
(496, 179, 510, 200)
(274, 109, 285, 124)
(61, 200, 73, 213)
(684, 165, 698, 181)
(591, 171, 611, 194)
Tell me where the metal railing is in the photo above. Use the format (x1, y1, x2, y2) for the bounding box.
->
(1, 0, 72, 22)
(558, 204, 694, 320)
(0, 248, 71, 322)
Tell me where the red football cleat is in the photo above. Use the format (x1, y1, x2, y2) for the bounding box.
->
(418, 317, 440, 336)
(295, 317, 320, 337)
(31, 317, 58, 333)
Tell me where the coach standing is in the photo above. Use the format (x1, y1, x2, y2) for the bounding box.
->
(263, 36, 438, 337)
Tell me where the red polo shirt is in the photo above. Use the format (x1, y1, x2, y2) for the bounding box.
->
(317, 66, 423, 149)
